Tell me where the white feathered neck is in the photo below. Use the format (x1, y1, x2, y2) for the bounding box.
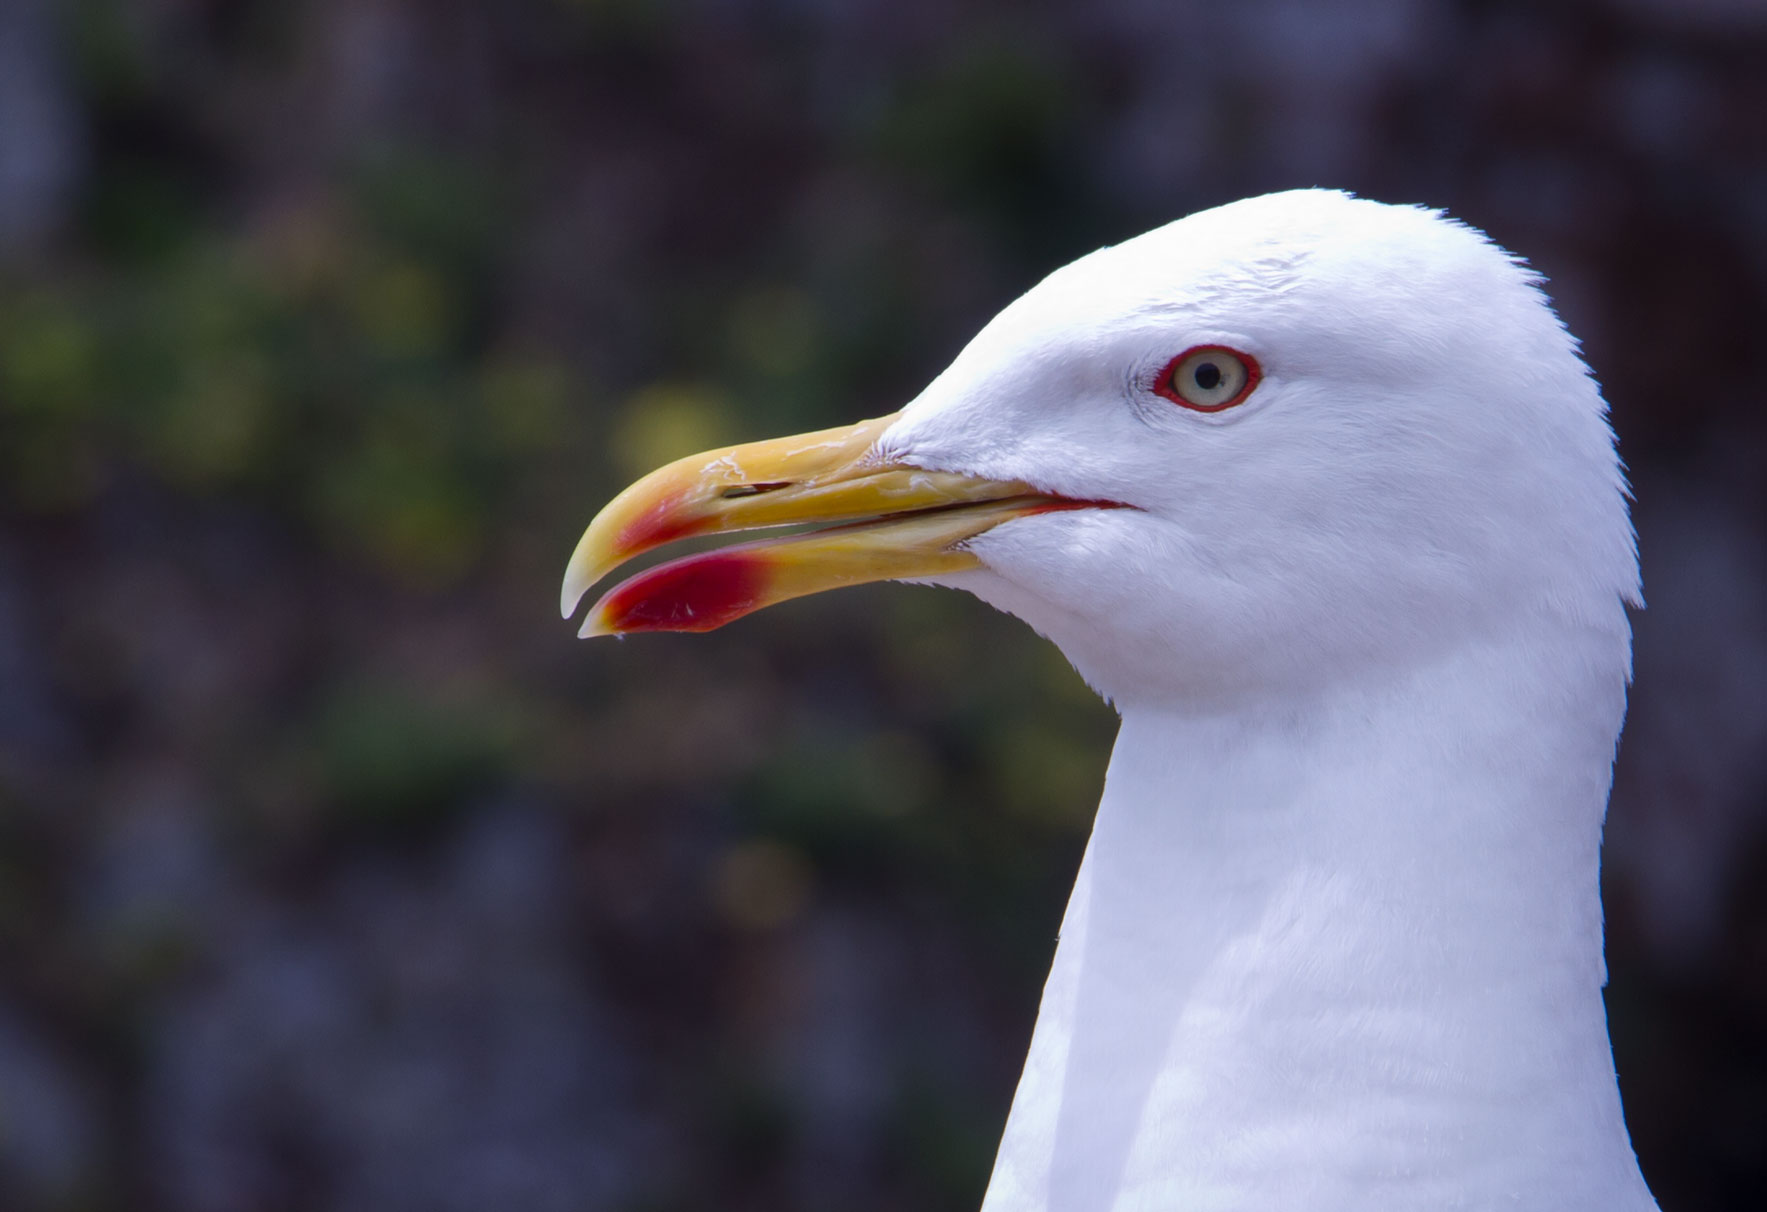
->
(981, 616, 1655, 1211)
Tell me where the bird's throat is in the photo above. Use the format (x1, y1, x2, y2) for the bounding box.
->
(982, 629, 1655, 1212)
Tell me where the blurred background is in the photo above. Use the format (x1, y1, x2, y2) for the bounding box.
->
(0, 0, 1763, 1209)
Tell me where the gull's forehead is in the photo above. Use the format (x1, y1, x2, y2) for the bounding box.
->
(968, 190, 1532, 395)
(971, 190, 1432, 353)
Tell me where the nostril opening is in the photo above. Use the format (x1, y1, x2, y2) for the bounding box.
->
(720, 482, 793, 499)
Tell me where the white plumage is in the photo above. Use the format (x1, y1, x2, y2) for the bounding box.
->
(568, 189, 1658, 1210)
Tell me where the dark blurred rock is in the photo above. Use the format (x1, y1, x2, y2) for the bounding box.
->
(1612, 481, 1767, 963)
(0, 0, 80, 254)
(145, 804, 655, 1212)
(0, 1002, 98, 1205)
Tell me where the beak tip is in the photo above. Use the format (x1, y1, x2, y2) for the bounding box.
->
(559, 581, 584, 620)
(560, 546, 608, 620)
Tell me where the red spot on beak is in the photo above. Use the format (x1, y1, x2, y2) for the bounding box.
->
(597, 551, 771, 634)
(615, 492, 699, 562)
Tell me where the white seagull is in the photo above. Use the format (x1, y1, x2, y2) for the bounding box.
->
(561, 189, 1658, 1211)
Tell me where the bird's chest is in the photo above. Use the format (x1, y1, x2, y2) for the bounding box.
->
(987, 854, 1564, 1212)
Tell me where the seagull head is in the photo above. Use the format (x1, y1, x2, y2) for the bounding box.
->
(563, 190, 1638, 709)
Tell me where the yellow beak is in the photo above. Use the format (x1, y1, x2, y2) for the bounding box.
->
(561, 412, 1090, 636)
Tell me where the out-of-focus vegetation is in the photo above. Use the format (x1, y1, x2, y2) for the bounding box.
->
(0, 1, 1762, 1210)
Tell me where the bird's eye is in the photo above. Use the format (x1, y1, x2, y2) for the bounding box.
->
(1154, 346, 1260, 412)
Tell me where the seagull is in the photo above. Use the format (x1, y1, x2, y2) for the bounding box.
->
(561, 190, 1658, 1211)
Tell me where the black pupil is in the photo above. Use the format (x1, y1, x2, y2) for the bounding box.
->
(1193, 361, 1223, 391)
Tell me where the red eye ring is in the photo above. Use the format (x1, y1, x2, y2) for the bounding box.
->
(1152, 345, 1262, 413)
